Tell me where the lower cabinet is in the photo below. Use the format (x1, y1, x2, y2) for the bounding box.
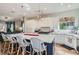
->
(64, 35, 77, 50)
(55, 34, 65, 44)
(55, 34, 79, 52)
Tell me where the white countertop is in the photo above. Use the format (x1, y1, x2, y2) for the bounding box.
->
(23, 34, 55, 43)
(7, 33, 55, 43)
(53, 30, 79, 39)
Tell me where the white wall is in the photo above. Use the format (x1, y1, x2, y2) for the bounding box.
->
(23, 9, 79, 32)
(24, 17, 59, 32)
(0, 21, 7, 32)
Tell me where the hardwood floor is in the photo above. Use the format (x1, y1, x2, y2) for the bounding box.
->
(0, 42, 1, 54)
(0, 42, 30, 55)
(0, 42, 79, 55)
(54, 43, 79, 55)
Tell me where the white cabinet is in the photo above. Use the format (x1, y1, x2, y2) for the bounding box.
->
(55, 34, 65, 44)
(54, 31, 79, 52)
(65, 35, 77, 50)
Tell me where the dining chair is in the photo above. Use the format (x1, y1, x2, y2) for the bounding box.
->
(30, 38, 47, 55)
(16, 35, 30, 55)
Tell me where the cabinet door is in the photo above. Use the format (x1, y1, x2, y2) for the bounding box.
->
(55, 34, 65, 44)
(65, 35, 76, 49)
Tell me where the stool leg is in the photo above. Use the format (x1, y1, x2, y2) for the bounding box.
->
(30, 45, 31, 55)
(17, 46, 20, 55)
(45, 50, 47, 55)
(3, 42, 7, 54)
(11, 43, 13, 54)
(37, 52, 39, 55)
(3, 42, 5, 54)
(7, 43, 11, 54)
(0, 42, 1, 54)
(15, 43, 18, 54)
(32, 50, 35, 55)
(22, 47, 25, 55)
(1, 42, 4, 54)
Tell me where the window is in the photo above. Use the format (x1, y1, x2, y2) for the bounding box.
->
(6, 21, 15, 33)
(59, 17, 75, 30)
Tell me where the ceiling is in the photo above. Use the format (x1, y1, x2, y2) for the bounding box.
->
(0, 3, 79, 21)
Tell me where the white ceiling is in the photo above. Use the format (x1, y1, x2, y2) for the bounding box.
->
(0, 3, 79, 21)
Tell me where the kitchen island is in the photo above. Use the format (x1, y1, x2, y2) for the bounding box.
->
(6, 33, 55, 55)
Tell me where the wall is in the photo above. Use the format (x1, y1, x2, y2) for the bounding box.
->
(24, 17, 59, 32)
(23, 9, 79, 32)
(0, 21, 7, 32)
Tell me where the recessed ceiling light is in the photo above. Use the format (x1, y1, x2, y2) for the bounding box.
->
(11, 10, 15, 13)
(23, 13, 26, 16)
(4, 16, 8, 19)
(23, 3, 30, 8)
(11, 8, 15, 13)
(22, 3, 31, 11)
(67, 4, 71, 8)
(21, 5, 24, 8)
(60, 3, 64, 6)
(44, 8, 47, 10)
(26, 7, 31, 11)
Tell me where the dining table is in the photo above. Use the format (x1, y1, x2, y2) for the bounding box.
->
(6, 33, 55, 55)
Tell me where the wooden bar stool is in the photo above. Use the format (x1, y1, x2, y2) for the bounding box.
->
(1, 33, 10, 54)
(16, 35, 31, 55)
(7, 36, 18, 55)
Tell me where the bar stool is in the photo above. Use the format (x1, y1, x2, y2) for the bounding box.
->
(7, 35, 18, 55)
(16, 35, 30, 55)
(30, 38, 47, 55)
(1, 33, 10, 54)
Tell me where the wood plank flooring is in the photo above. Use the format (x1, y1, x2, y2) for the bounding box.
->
(54, 43, 79, 55)
(0, 42, 79, 55)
